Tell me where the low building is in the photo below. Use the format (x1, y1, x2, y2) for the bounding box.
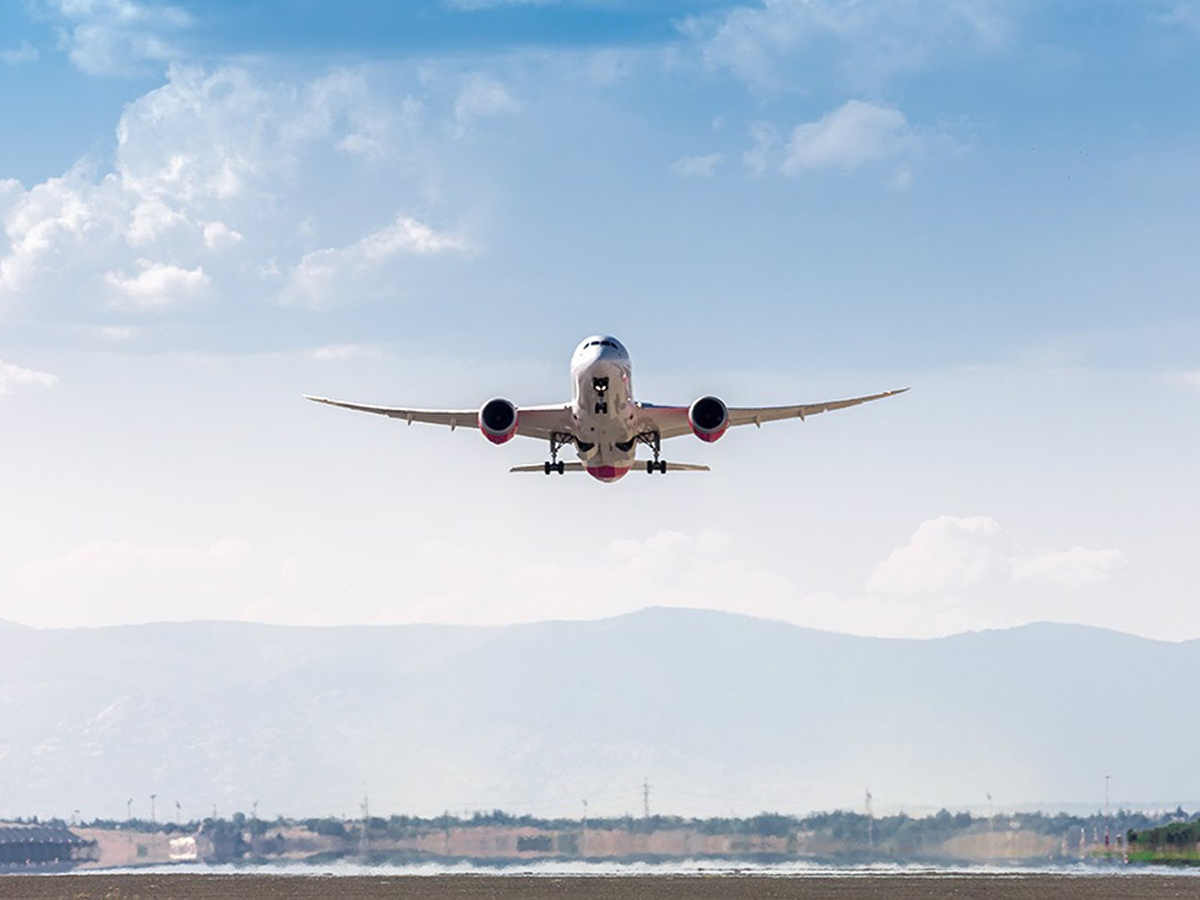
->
(0, 822, 96, 870)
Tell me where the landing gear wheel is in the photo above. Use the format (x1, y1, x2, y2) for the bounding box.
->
(544, 461, 552, 476)
(556, 461, 565, 475)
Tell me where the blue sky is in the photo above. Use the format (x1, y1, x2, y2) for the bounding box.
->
(0, 0, 1198, 638)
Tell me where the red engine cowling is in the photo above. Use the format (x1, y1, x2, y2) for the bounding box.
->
(479, 398, 519, 444)
(688, 395, 729, 442)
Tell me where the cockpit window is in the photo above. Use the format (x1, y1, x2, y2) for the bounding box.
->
(583, 338, 622, 352)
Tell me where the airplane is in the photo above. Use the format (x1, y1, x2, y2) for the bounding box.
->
(305, 335, 907, 483)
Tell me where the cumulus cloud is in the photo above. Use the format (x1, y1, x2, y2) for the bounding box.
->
(671, 153, 724, 178)
(679, 0, 1013, 91)
(453, 74, 519, 134)
(104, 259, 208, 309)
(867, 515, 1124, 597)
(49, 0, 191, 76)
(0, 358, 59, 397)
(277, 214, 471, 309)
(201, 221, 242, 251)
(0, 64, 446, 324)
(781, 100, 913, 173)
(2, 40, 40, 67)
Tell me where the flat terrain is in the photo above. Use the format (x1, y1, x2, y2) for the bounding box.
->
(4, 874, 1200, 900)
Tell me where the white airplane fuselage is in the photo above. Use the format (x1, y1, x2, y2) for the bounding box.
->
(569, 335, 639, 482)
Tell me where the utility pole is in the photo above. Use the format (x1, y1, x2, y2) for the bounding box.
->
(582, 800, 588, 858)
(126, 798, 133, 822)
(642, 777, 651, 820)
(175, 801, 182, 826)
(865, 789, 874, 854)
(986, 792, 994, 857)
(359, 793, 370, 858)
(150, 794, 157, 823)
(1104, 775, 1111, 851)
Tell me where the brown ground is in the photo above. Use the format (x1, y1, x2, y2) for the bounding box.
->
(3, 874, 1200, 900)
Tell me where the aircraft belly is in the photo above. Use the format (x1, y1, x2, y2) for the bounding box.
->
(571, 352, 637, 481)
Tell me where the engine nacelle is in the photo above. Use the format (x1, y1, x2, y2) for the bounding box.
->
(479, 398, 519, 445)
(688, 395, 729, 443)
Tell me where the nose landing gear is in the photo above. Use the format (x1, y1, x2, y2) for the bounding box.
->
(593, 377, 609, 415)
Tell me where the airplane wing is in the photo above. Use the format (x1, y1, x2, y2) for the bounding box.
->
(304, 396, 574, 441)
(640, 388, 908, 440)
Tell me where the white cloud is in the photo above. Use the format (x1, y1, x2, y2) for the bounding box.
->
(401, 529, 801, 628)
(201, 221, 242, 251)
(309, 343, 382, 361)
(0, 165, 97, 298)
(16, 538, 250, 592)
(104, 259, 208, 309)
(0, 64, 449, 322)
(453, 74, 519, 134)
(1010, 547, 1125, 588)
(867, 516, 1011, 595)
(670, 153, 724, 178)
(277, 214, 471, 310)
(867, 515, 1124, 597)
(0, 358, 59, 397)
(742, 121, 779, 176)
(1, 40, 40, 67)
(781, 100, 913, 174)
(679, 0, 1013, 91)
(48, 0, 191, 76)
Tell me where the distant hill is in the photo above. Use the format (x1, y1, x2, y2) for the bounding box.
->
(0, 608, 1195, 821)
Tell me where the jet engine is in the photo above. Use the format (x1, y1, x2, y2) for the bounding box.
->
(688, 395, 729, 443)
(478, 398, 519, 444)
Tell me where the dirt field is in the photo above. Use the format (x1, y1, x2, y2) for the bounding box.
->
(3, 874, 1200, 900)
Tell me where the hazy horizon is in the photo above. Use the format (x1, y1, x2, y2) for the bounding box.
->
(2, 604, 1199, 648)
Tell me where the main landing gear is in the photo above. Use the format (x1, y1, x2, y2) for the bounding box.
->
(543, 432, 572, 475)
(637, 431, 668, 474)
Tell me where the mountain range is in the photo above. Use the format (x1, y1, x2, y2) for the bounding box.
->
(0, 607, 1194, 822)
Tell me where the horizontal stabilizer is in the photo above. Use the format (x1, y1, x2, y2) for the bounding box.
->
(510, 462, 586, 473)
(510, 461, 711, 474)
